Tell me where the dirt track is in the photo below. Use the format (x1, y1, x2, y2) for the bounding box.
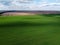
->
(2, 12, 36, 16)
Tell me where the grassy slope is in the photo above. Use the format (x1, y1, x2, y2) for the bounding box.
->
(0, 15, 60, 45)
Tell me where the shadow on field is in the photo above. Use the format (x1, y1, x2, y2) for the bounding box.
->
(43, 14, 60, 17)
(0, 21, 60, 27)
(0, 14, 60, 27)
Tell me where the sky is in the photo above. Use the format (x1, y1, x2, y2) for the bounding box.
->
(0, 0, 60, 11)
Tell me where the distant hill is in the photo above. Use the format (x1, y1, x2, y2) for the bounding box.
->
(0, 10, 60, 16)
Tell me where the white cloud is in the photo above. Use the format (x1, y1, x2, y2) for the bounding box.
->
(0, 3, 8, 10)
(5, 0, 36, 10)
(37, 3, 60, 11)
(0, 0, 60, 10)
(17, 0, 33, 3)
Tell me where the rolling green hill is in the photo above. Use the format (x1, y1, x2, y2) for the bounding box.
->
(0, 15, 60, 45)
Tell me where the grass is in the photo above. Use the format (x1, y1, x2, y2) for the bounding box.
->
(0, 15, 60, 45)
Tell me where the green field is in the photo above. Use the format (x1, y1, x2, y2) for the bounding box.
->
(0, 15, 60, 45)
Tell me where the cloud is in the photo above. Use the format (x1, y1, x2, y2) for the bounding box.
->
(16, 0, 34, 3)
(37, 3, 60, 11)
(0, 3, 8, 10)
(0, 0, 60, 10)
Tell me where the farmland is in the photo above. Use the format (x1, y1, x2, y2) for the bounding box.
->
(0, 15, 60, 45)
